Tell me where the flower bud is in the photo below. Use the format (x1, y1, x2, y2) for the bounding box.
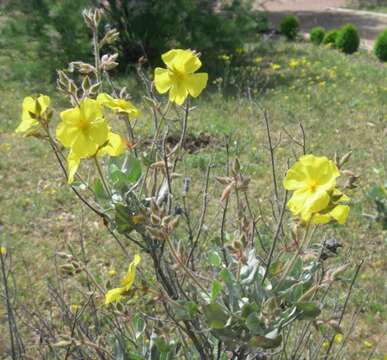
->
(101, 28, 120, 46)
(100, 53, 119, 71)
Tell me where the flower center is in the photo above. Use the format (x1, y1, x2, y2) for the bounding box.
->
(77, 118, 90, 132)
(308, 179, 318, 192)
(171, 65, 186, 80)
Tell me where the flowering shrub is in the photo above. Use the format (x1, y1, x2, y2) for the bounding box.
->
(7, 8, 361, 360)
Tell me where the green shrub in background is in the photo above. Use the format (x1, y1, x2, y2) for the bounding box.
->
(374, 29, 387, 61)
(279, 15, 300, 40)
(101, 0, 265, 74)
(322, 30, 339, 46)
(310, 26, 326, 45)
(336, 24, 360, 54)
(4, 0, 92, 80)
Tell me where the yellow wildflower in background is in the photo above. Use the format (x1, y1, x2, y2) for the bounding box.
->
(283, 155, 342, 222)
(334, 334, 343, 344)
(271, 63, 281, 71)
(0, 246, 6, 255)
(105, 254, 141, 305)
(56, 98, 108, 158)
(219, 54, 230, 61)
(254, 56, 263, 65)
(97, 93, 139, 118)
(154, 49, 208, 105)
(15, 95, 50, 134)
(288, 59, 300, 68)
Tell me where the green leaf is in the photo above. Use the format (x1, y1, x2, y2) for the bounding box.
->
(245, 313, 265, 335)
(210, 280, 223, 302)
(133, 315, 145, 339)
(296, 302, 321, 320)
(208, 251, 222, 267)
(248, 329, 282, 349)
(241, 302, 258, 319)
(125, 156, 142, 183)
(203, 303, 230, 329)
(174, 301, 198, 320)
(94, 178, 110, 202)
(114, 204, 133, 234)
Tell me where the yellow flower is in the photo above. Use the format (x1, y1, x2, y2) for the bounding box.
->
(334, 334, 343, 344)
(97, 93, 139, 118)
(66, 131, 125, 184)
(108, 269, 117, 277)
(254, 56, 263, 65)
(56, 98, 109, 158)
(288, 59, 300, 68)
(105, 254, 141, 305)
(284, 155, 340, 221)
(271, 64, 281, 71)
(15, 95, 50, 133)
(0, 246, 6, 255)
(363, 340, 373, 348)
(219, 54, 230, 61)
(70, 304, 79, 312)
(154, 49, 208, 105)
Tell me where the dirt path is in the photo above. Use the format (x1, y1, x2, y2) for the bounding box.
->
(259, 0, 387, 49)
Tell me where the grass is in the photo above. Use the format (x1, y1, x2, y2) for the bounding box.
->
(0, 11, 386, 359)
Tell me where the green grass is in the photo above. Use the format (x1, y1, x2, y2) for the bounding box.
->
(0, 14, 386, 358)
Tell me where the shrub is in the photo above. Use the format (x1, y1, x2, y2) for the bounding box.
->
(279, 15, 300, 40)
(310, 26, 325, 45)
(374, 29, 387, 61)
(323, 30, 339, 46)
(101, 0, 263, 74)
(335, 24, 360, 54)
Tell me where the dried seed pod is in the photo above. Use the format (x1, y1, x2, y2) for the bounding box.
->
(220, 181, 235, 202)
(339, 151, 352, 168)
(216, 176, 233, 185)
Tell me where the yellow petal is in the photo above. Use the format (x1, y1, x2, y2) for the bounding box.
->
(169, 82, 188, 105)
(104, 287, 126, 305)
(60, 107, 81, 125)
(162, 49, 202, 74)
(96, 93, 114, 106)
(185, 73, 208, 97)
(67, 151, 80, 184)
(311, 212, 332, 224)
(80, 98, 103, 122)
(15, 117, 38, 133)
(121, 254, 141, 290)
(98, 132, 125, 157)
(154, 68, 172, 94)
(330, 205, 349, 224)
(56, 120, 80, 148)
(162, 49, 181, 67)
(37, 95, 50, 114)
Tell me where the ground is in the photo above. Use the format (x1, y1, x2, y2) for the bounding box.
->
(261, 0, 387, 49)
